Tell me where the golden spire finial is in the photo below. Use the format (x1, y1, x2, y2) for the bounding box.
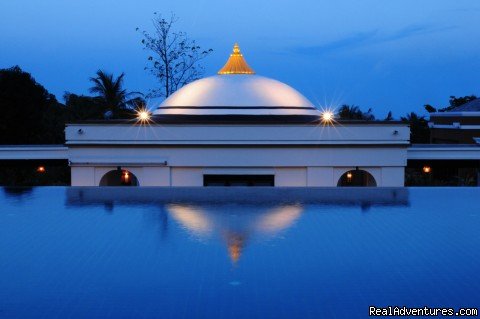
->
(233, 43, 241, 55)
(218, 43, 255, 75)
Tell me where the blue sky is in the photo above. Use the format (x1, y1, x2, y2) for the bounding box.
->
(1, 0, 479, 117)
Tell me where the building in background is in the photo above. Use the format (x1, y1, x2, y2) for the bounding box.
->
(405, 98, 480, 186)
(1, 45, 479, 187)
(429, 98, 480, 144)
(66, 44, 409, 187)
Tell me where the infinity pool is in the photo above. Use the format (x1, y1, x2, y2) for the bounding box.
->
(0, 187, 479, 318)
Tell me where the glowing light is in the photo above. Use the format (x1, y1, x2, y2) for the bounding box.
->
(136, 108, 151, 123)
(422, 166, 431, 174)
(321, 111, 334, 124)
(121, 170, 131, 185)
(138, 111, 150, 121)
(346, 172, 353, 180)
(36, 166, 46, 173)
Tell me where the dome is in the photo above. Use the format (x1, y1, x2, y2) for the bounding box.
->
(154, 44, 319, 116)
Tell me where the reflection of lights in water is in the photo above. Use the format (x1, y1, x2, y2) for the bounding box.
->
(167, 204, 213, 236)
(166, 204, 303, 263)
(254, 205, 303, 233)
(224, 232, 246, 264)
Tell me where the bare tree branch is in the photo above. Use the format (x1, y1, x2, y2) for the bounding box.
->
(138, 13, 213, 98)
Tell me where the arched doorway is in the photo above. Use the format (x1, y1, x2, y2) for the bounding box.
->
(337, 170, 377, 187)
(99, 169, 139, 186)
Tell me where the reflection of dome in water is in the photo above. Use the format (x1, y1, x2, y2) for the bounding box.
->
(166, 204, 303, 263)
(154, 43, 319, 116)
(255, 205, 303, 234)
(168, 205, 212, 236)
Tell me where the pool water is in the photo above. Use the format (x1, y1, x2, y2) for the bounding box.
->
(0, 187, 479, 318)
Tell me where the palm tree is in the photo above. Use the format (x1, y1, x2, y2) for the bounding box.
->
(401, 112, 430, 143)
(400, 112, 426, 123)
(384, 111, 394, 121)
(338, 105, 363, 120)
(89, 70, 143, 118)
(338, 104, 375, 120)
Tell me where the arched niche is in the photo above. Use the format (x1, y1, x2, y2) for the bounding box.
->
(99, 169, 139, 186)
(337, 169, 377, 187)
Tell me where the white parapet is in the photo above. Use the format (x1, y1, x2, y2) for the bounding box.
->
(66, 123, 410, 146)
(66, 122, 409, 187)
(0, 145, 68, 160)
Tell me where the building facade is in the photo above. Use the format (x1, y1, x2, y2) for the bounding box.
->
(4, 45, 479, 187)
(66, 44, 409, 187)
(66, 120, 409, 187)
(429, 99, 480, 144)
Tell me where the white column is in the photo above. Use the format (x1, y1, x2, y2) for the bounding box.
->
(171, 168, 203, 186)
(141, 167, 171, 186)
(274, 168, 307, 187)
(71, 167, 95, 186)
(307, 167, 334, 186)
(381, 167, 405, 187)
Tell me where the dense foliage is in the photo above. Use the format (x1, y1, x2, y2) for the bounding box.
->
(0, 66, 142, 145)
(337, 105, 375, 120)
(337, 104, 431, 143)
(424, 95, 478, 113)
(0, 66, 65, 144)
(400, 112, 430, 144)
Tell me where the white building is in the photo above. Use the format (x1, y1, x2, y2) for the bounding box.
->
(65, 44, 409, 187)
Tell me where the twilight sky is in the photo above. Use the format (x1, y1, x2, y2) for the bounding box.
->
(1, 0, 479, 117)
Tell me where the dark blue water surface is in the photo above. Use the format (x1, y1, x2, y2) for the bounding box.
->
(0, 187, 479, 318)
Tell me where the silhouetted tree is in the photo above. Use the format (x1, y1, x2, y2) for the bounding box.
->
(338, 105, 363, 120)
(401, 112, 430, 143)
(424, 95, 478, 113)
(424, 104, 437, 113)
(401, 112, 425, 123)
(0, 66, 65, 144)
(63, 93, 105, 121)
(89, 70, 144, 118)
(338, 104, 375, 120)
(363, 108, 375, 121)
(138, 13, 213, 98)
(384, 111, 394, 121)
(448, 95, 477, 109)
